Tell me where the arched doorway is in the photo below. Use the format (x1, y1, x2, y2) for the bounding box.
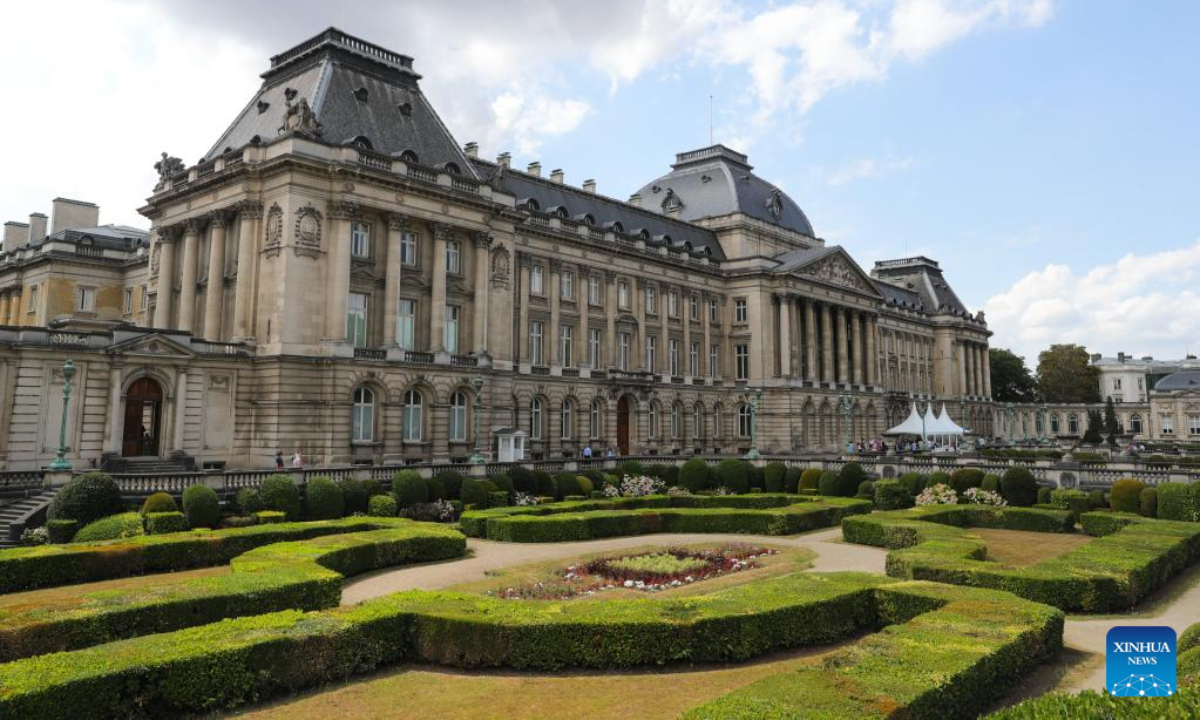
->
(122, 377, 164, 457)
(617, 396, 631, 456)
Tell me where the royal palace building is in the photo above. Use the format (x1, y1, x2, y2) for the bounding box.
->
(0, 28, 995, 471)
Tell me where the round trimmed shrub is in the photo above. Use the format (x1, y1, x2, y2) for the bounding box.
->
(1110, 478, 1146, 514)
(747, 465, 764, 491)
(554, 473, 582, 500)
(927, 471, 951, 489)
(47, 472, 124, 526)
(490, 474, 514, 498)
(433, 471, 464, 501)
(618, 460, 645, 478)
(362, 479, 383, 498)
(660, 465, 680, 487)
(533, 471, 556, 499)
(784, 466, 803, 494)
(236, 488, 264, 515)
(393, 471, 428, 508)
(898, 472, 925, 496)
(799, 468, 823, 492)
(1087, 489, 1106, 509)
(874, 480, 913, 510)
(460, 477, 490, 508)
(716, 459, 750, 494)
(182, 484, 220, 529)
(424, 475, 447, 502)
(581, 469, 606, 487)
(764, 462, 787, 493)
(818, 470, 839, 497)
(260, 474, 302, 520)
(367, 494, 397, 517)
(1139, 486, 1158, 518)
(999, 468, 1038, 507)
(857, 480, 875, 499)
(576, 476, 594, 494)
(305, 477, 344, 520)
(949, 468, 985, 495)
(337, 478, 369, 514)
(679, 459, 710, 493)
(981, 474, 1000, 493)
(73, 512, 144, 542)
(1037, 487, 1052, 505)
(140, 492, 177, 515)
(836, 462, 867, 498)
(509, 466, 537, 494)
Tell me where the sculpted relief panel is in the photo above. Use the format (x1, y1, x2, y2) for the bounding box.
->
(801, 254, 873, 293)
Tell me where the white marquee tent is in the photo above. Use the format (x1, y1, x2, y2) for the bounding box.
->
(884, 403, 927, 437)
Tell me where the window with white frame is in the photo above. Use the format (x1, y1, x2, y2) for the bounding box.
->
(400, 231, 418, 266)
(1161, 414, 1174, 435)
(668, 338, 679, 375)
(668, 292, 678, 318)
(1130, 414, 1143, 434)
(734, 298, 747, 323)
(648, 403, 659, 438)
(77, 286, 96, 313)
(1068, 414, 1079, 435)
(618, 332, 630, 371)
(1051, 414, 1060, 434)
(689, 294, 699, 320)
(709, 298, 718, 323)
(445, 240, 461, 274)
(531, 264, 544, 294)
(397, 299, 416, 350)
(689, 342, 699, 377)
(561, 400, 573, 439)
(693, 402, 705, 439)
(1114, 378, 1122, 390)
(1188, 414, 1200, 436)
(588, 275, 601, 305)
(122, 288, 133, 314)
(351, 221, 371, 258)
(530, 321, 544, 365)
(561, 270, 574, 300)
(449, 391, 468, 442)
(646, 335, 658, 371)
(737, 404, 752, 437)
(140, 285, 148, 311)
(351, 386, 375, 442)
(444, 305, 460, 353)
(588, 328, 601, 368)
(589, 400, 602, 438)
(735, 344, 749, 380)
(560, 324, 573, 367)
(402, 390, 423, 441)
(530, 397, 544, 439)
(710, 344, 720, 378)
(347, 292, 368, 347)
(618, 280, 629, 309)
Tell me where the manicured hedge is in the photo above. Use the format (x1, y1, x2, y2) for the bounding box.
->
(46, 472, 124, 527)
(798, 468, 822, 491)
(999, 467, 1038, 507)
(843, 506, 1200, 612)
(367, 495, 397, 517)
(1110, 477, 1145, 514)
(0, 520, 465, 664)
(140, 492, 177, 515)
(991, 687, 1200, 718)
(305, 477, 345, 520)
(393, 470, 428, 507)
(259, 474, 302, 520)
(73, 513, 144, 543)
(144, 512, 187, 535)
(1158, 481, 1200, 522)
(873, 480, 912, 510)
(182, 484, 220, 529)
(0, 573, 1062, 719)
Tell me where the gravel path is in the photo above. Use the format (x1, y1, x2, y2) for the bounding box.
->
(340, 527, 887, 605)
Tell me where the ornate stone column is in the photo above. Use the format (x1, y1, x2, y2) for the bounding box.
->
(957, 342, 968, 398)
(383, 214, 407, 347)
(202, 209, 229, 341)
(0, 293, 10, 326)
(429, 223, 452, 353)
(325, 201, 357, 343)
(172, 368, 188, 452)
(701, 291, 712, 377)
(821, 302, 834, 383)
(835, 306, 849, 384)
(604, 270, 617, 368)
(983, 345, 992, 398)
(471, 231, 491, 354)
(579, 264, 591, 367)
(777, 293, 791, 378)
(103, 363, 123, 454)
(850, 309, 863, 385)
(177, 218, 203, 333)
(548, 259, 562, 366)
(518, 253, 532, 362)
(866, 314, 878, 387)
(804, 299, 817, 382)
(231, 201, 261, 341)
(682, 289, 692, 376)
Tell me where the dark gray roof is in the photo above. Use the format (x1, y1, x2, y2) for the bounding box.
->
(473, 159, 725, 260)
(871, 257, 969, 316)
(1154, 371, 1200, 391)
(31, 225, 149, 251)
(771, 246, 839, 273)
(873, 278, 926, 311)
(633, 145, 815, 237)
(203, 28, 476, 177)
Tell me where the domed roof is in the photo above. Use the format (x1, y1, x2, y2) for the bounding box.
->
(1155, 370, 1200, 391)
(633, 145, 814, 237)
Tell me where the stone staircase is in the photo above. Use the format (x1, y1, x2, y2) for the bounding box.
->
(0, 491, 56, 547)
(112, 457, 192, 474)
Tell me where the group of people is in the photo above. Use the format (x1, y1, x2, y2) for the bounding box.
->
(274, 449, 304, 470)
(846, 438, 889, 454)
(580, 445, 617, 459)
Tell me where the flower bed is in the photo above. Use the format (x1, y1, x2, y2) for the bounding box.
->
(0, 520, 466, 662)
(842, 505, 1200, 612)
(0, 573, 1062, 719)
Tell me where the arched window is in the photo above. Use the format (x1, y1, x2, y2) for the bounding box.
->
(442, 161, 461, 175)
(693, 402, 705, 439)
(580, 213, 595, 226)
(589, 400, 602, 439)
(1068, 414, 1079, 435)
(1130, 414, 1143, 434)
(1035, 413, 1044, 435)
(648, 403, 659, 438)
(351, 386, 375, 442)
(530, 397, 544, 439)
(350, 135, 372, 150)
(670, 404, 680, 439)
(449, 391, 468, 442)
(713, 404, 723, 439)
(561, 399, 574, 440)
(402, 390, 423, 442)
(737, 404, 752, 437)
(1051, 413, 1060, 434)
(399, 150, 420, 164)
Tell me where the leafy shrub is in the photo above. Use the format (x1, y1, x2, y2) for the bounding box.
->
(856, 480, 875, 499)
(981, 474, 1000, 493)
(1139, 487, 1158, 518)
(47, 472, 124, 526)
(576, 476, 594, 494)
(337, 478, 369, 514)
(949, 468, 985, 495)
(368, 495, 397, 517)
(1158, 482, 1200, 522)
(422, 475, 446, 503)
(763, 462, 787, 493)
(927, 471, 951, 489)
(836, 462, 867, 498)
(898, 472, 925, 496)
(999, 468, 1038, 507)
(818, 470, 839, 497)
(660, 465, 679, 487)
(182, 484, 220, 529)
(618, 460, 645, 478)
(236, 488, 264, 515)
(533, 470, 556, 498)
(508, 466, 537, 494)
(393, 470, 428, 508)
(555, 473, 582, 499)
(140, 492, 177, 515)
(784, 467, 803, 494)
(747, 465, 764, 491)
(679, 459, 710, 493)
(488, 491, 510, 508)
(798, 469, 822, 492)
(433, 471, 464, 500)
(46, 520, 77, 544)
(1049, 489, 1088, 518)
(144, 511, 187, 535)
(1087, 489, 1106, 510)
(1110, 478, 1146, 514)
(716, 459, 750, 494)
(255, 511, 285, 524)
(460, 477, 491, 508)
(1037, 487, 1051, 505)
(490, 474, 514, 496)
(222, 516, 258, 529)
(361, 479, 383, 498)
(259, 475, 302, 520)
(74, 512, 145, 542)
(305, 477, 345, 520)
(873, 480, 913, 510)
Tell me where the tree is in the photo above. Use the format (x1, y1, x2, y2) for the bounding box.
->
(1036, 344, 1100, 403)
(1103, 397, 1120, 446)
(989, 348, 1038, 402)
(1082, 409, 1103, 444)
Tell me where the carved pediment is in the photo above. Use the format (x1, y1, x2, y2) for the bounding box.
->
(107, 333, 196, 359)
(797, 252, 878, 295)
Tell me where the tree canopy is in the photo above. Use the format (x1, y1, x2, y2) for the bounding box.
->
(989, 348, 1038, 402)
(1036, 344, 1100, 403)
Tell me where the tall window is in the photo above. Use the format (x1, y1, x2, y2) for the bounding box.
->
(734, 298, 748, 323)
(140, 284, 148, 311)
(618, 332, 630, 371)
(77, 286, 96, 313)
(670, 404, 680, 438)
(587, 328, 601, 368)
(400, 231, 418, 266)
(561, 400, 573, 439)
(351, 387, 375, 442)
(713, 405, 723, 439)
(646, 335, 658, 372)
(351, 221, 371, 258)
(1161, 414, 1174, 435)
(1188, 414, 1200, 436)
(668, 292, 678, 317)
(618, 281, 629, 309)
(1051, 414, 1060, 434)
(402, 390, 423, 441)
(530, 398, 544, 439)
(710, 344, 720, 378)
(1067, 414, 1079, 435)
(449, 391, 468, 442)
(735, 343, 749, 380)
(1114, 378, 1123, 390)
(589, 400, 602, 439)
(445, 305, 460, 353)
(649, 403, 659, 438)
(709, 298, 718, 323)
(693, 402, 705, 440)
(1130, 414, 1142, 434)
(122, 288, 133, 314)
(668, 339, 679, 375)
(560, 324, 573, 367)
(737, 404, 752, 437)
(690, 294, 699, 320)
(347, 292, 368, 347)
(645, 286, 657, 315)
(588, 275, 601, 305)
(561, 270, 574, 300)
(445, 240, 461, 274)
(530, 321, 544, 365)
(397, 299, 416, 350)
(28, 285, 38, 314)
(531, 264, 544, 294)
(689, 342, 699, 377)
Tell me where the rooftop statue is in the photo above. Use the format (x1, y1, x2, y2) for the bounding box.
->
(153, 152, 184, 186)
(279, 97, 323, 138)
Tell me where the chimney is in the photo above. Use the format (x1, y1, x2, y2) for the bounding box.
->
(629, 192, 641, 207)
(463, 142, 479, 158)
(1117, 352, 1125, 362)
(582, 179, 596, 194)
(50, 198, 99, 235)
(496, 152, 511, 168)
(526, 161, 541, 177)
(3, 222, 29, 253)
(550, 168, 564, 184)
(28, 213, 48, 243)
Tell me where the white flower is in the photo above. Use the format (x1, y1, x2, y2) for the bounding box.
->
(623, 580, 634, 587)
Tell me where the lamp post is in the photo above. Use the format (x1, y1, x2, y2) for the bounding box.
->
(1004, 402, 1015, 446)
(838, 391, 853, 454)
(742, 384, 764, 460)
(468, 374, 486, 465)
(49, 360, 75, 471)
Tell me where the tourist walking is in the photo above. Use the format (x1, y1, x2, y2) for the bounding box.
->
(274, 451, 284, 470)
(291, 448, 303, 468)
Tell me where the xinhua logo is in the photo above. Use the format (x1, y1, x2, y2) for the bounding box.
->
(1106, 626, 1176, 697)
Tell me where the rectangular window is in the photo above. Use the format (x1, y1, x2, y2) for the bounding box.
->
(347, 292, 368, 347)
(689, 341, 699, 377)
(444, 305, 459, 353)
(530, 321, 544, 365)
(618, 332, 630, 371)
(531, 264, 544, 295)
(560, 324, 573, 367)
(668, 292, 678, 318)
(1138, 378, 1144, 390)
(77, 286, 96, 313)
(350, 221, 371, 258)
(709, 298, 718, 323)
(734, 298, 748, 323)
(1161, 414, 1174, 435)
(690, 295, 699, 320)
(122, 288, 133, 314)
(588, 328, 601, 368)
(445, 240, 461, 274)
(735, 343, 749, 380)
(1114, 378, 1122, 390)
(1189, 414, 1200, 436)
(561, 270, 574, 300)
(588, 275, 601, 305)
(397, 299, 416, 350)
(668, 339, 679, 376)
(618, 281, 629, 309)
(645, 286, 657, 315)
(646, 335, 658, 371)
(27, 285, 38, 314)
(400, 231, 418, 266)
(710, 344, 720, 378)
(140, 284, 148, 311)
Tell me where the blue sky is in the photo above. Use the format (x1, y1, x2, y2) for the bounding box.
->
(1, 0, 1196, 364)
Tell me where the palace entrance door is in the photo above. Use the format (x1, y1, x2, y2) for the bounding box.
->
(122, 377, 163, 457)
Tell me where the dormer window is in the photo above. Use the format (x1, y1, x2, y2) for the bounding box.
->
(399, 150, 420, 164)
(521, 198, 540, 212)
(638, 229, 651, 241)
(256, 100, 270, 114)
(353, 87, 369, 102)
(398, 102, 413, 116)
(550, 206, 569, 219)
(350, 136, 373, 150)
(579, 213, 595, 226)
(441, 162, 462, 175)
(606, 221, 625, 234)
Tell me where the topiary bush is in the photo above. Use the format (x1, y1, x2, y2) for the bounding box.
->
(73, 512, 145, 542)
(144, 511, 188, 535)
(259, 475, 302, 520)
(576, 476, 594, 495)
(393, 470, 428, 508)
(927, 471, 951, 490)
(818, 470, 839, 497)
(337, 478, 369, 514)
(1158, 482, 1200, 522)
(1139, 487, 1158, 518)
(255, 511, 285, 525)
(660, 465, 679, 487)
(1110, 478, 1146, 514)
(784, 467, 803, 494)
(747, 465, 764, 491)
(47, 472, 124, 527)
(182, 484, 220, 529)
(898, 472, 925, 497)
(361, 479, 383, 498)
(949, 468, 985, 495)
(856, 480, 875, 499)
(433, 471, 464, 501)
(424, 475, 447, 502)
(305, 477, 345, 520)
(46, 520, 78, 544)
(368, 494, 397, 517)
(489, 475, 514, 502)
(874, 480, 913, 510)
(554, 473, 582, 500)
(618, 460, 645, 478)
(981, 474, 1000, 493)
(716, 459, 750, 494)
(460, 477, 490, 509)
(1037, 487, 1052, 505)
(679, 459, 710, 493)
(236, 488, 264, 515)
(140, 492, 177, 515)
(533, 470, 556, 499)
(836, 462, 867, 498)
(999, 468, 1038, 507)
(764, 462, 787, 493)
(508, 466, 537, 495)
(1087, 488, 1106, 510)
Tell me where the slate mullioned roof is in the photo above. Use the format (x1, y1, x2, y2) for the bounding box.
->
(1154, 371, 1200, 392)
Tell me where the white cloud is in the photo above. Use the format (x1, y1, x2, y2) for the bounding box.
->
(827, 155, 915, 185)
(490, 91, 592, 156)
(983, 239, 1200, 361)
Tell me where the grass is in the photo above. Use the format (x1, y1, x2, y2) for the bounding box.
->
(606, 552, 710, 576)
(972, 529, 1093, 567)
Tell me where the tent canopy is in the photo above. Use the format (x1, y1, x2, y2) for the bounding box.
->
(929, 404, 966, 436)
(884, 403, 926, 436)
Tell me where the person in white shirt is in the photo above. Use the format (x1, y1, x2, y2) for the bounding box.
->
(291, 449, 303, 468)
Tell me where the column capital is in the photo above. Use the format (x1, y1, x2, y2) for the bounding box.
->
(236, 199, 263, 219)
(206, 208, 233, 226)
(471, 230, 493, 248)
(182, 217, 205, 236)
(517, 252, 533, 268)
(604, 268, 618, 284)
(329, 200, 359, 220)
(432, 222, 455, 241)
(549, 258, 563, 273)
(387, 212, 411, 231)
(156, 224, 181, 244)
